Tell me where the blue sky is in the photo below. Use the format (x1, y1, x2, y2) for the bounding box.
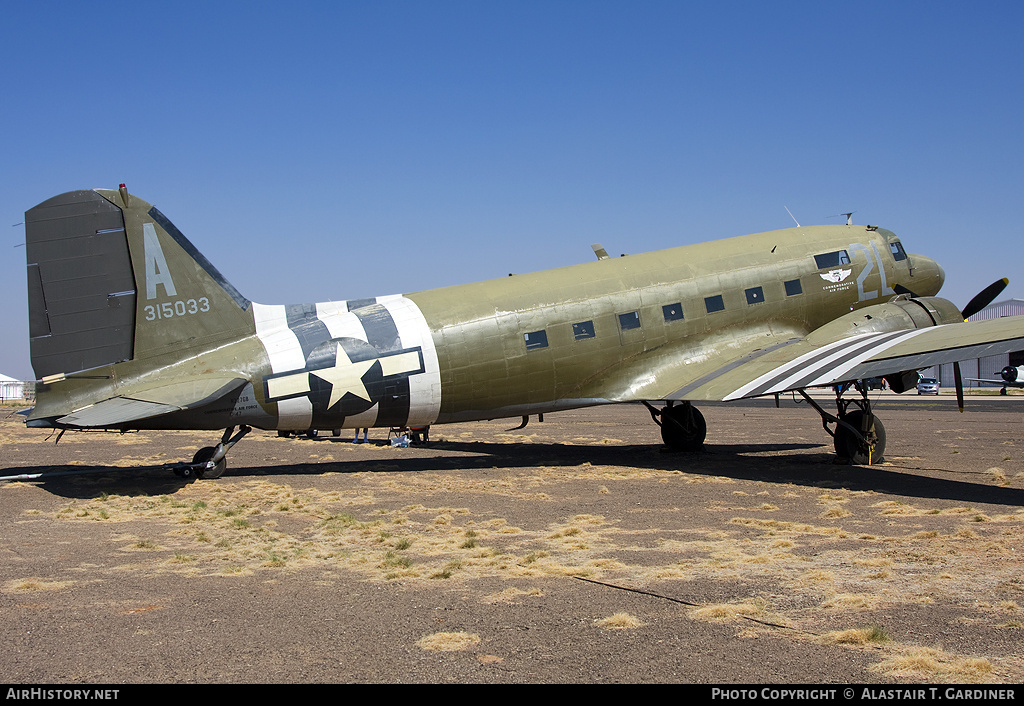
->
(2, 1, 1022, 379)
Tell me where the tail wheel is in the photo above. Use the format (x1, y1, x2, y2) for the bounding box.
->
(660, 404, 706, 452)
(834, 410, 886, 465)
(192, 446, 227, 479)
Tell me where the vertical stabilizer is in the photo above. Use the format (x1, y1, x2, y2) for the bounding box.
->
(25, 188, 253, 380)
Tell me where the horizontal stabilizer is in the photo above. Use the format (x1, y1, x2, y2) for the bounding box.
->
(57, 398, 180, 427)
(55, 377, 247, 427)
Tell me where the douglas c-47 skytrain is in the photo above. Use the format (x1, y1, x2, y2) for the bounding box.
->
(20, 186, 1024, 478)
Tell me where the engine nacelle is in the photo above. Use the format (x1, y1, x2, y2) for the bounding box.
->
(805, 296, 964, 346)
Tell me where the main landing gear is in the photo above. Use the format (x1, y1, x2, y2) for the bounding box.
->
(645, 401, 707, 452)
(646, 383, 885, 464)
(174, 425, 251, 480)
(799, 383, 886, 465)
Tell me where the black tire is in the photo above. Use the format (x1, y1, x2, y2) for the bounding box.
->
(660, 404, 707, 452)
(192, 446, 227, 480)
(305, 429, 319, 439)
(834, 410, 886, 465)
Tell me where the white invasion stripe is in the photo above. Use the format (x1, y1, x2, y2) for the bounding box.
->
(276, 397, 312, 430)
(760, 331, 903, 395)
(379, 296, 442, 426)
(253, 303, 307, 373)
(253, 303, 312, 430)
(344, 402, 379, 428)
(804, 329, 930, 388)
(724, 332, 878, 400)
(316, 301, 370, 340)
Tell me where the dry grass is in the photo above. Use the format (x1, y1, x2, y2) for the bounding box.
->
(688, 599, 780, 624)
(819, 626, 888, 645)
(869, 647, 995, 683)
(3, 578, 75, 593)
(595, 612, 646, 630)
(415, 632, 481, 651)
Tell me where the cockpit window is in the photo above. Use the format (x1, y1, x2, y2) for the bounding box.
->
(889, 240, 907, 261)
(814, 250, 851, 269)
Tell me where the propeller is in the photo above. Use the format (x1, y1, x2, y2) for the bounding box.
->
(952, 278, 1009, 412)
(961, 278, 1008, 320)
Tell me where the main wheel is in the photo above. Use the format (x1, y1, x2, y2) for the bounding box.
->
(192, 446, 227, 479)
(834, 410, 886, 465)
(660, 404, 707, 452)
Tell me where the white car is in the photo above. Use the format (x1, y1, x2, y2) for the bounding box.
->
(916, 377, 940, 395)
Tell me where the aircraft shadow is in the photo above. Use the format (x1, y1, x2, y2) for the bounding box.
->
(11, 438, 1024, 508)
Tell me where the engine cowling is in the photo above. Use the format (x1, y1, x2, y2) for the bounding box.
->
(1000, 366, 1023, 383)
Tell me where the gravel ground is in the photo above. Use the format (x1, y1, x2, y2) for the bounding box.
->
(1, 394, 1022, 684)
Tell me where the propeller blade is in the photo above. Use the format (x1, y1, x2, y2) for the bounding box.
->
(893, 283, 918, 297)
(961, 278, 1008, 319)
(954, 361, 964, 413)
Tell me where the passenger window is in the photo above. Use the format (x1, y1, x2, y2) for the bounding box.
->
(524, 330, 548, 350)
(705, 295, 725, 313)
(618, 311, 641, 331)
(745, 286, 764, 305)
(814, 250, 851, 268)
(573, 321, 596, 340)
(662, 303, 684, 322)
(889, 241, 907, 261)
(784, 279, 803, 296)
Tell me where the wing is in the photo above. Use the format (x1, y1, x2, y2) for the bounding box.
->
(602, 314, 1024, 403)
(720, 317, 1024, 400)
(966, 378, 1024, 388)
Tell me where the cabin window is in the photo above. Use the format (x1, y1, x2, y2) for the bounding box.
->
(705, 295, 725, 313)
(784, 278, 803, 296)
(618, 311, 641, 331)
(889, 240, 907, 261)
(524, 330, 548, 350)
(745, 286, 765, 305)
(662, 303, 684, 322)
(573, 320, 596, 340)
(814, 250, 850, 268)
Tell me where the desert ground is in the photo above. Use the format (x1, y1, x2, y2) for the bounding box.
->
(1, 392, 1022, 684)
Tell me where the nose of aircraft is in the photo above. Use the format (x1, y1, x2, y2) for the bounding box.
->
(908, 253, 944, 296)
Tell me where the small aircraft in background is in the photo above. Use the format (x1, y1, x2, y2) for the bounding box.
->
(21, 186, 1024, 478)
(968, 365, 1024, 395)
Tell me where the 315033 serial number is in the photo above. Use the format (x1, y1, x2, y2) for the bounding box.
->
(144, 297, 210, 320)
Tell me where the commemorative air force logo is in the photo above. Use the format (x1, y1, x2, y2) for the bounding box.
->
(819, 268, 852, 284)
(264, 337, 425, 418)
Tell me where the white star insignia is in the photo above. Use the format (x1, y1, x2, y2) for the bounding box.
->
(311, 344, 376, 408)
